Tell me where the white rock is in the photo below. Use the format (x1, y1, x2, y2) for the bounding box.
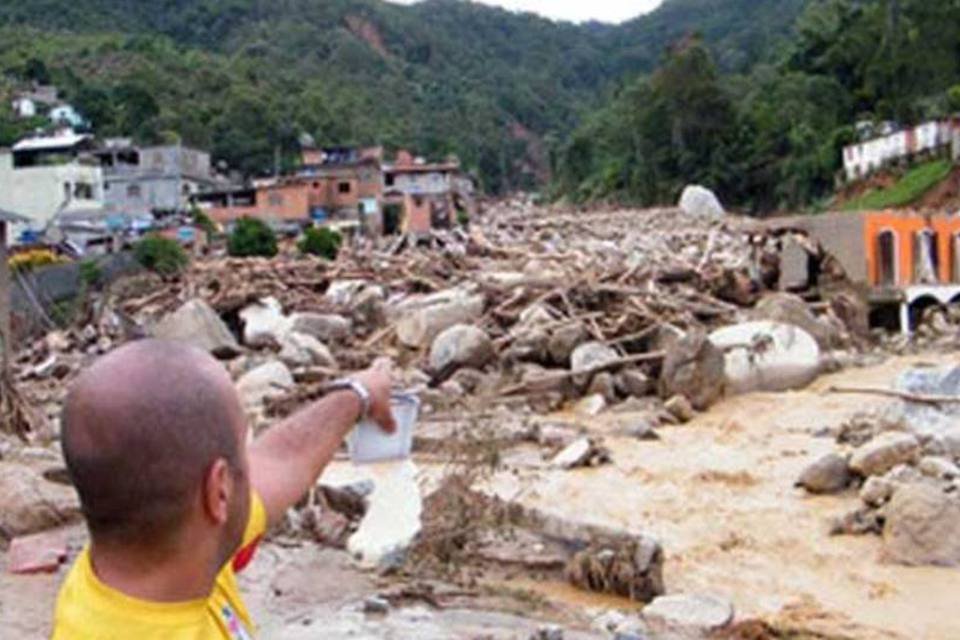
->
(240, 297, 292, 346)
(428, 325, 494, 372)
(290, 313, 352, 343)
(153, 298, 239, 357)
(278, 332, 338, 369)
(679, 185, 725, 218)
(396, 294, 485, 349)
(551, 438, 592, 469)
(236, 361, 293, 408)
(575, 394, 607, 417)
(571, 341, 619, 386)
(643, 593, 734, 633)
(709, 321, 820, 395)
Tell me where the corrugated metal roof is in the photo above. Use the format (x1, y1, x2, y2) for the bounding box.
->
(0, 208, 31, 224)
(12, 131, 92, 152)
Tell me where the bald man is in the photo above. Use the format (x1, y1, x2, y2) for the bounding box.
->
(51, 339, 395, 639)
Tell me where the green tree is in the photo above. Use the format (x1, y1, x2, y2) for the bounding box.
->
(134, 235, 189, 277)
(227, 218, 278, 258)
(298, 227, 342, 260)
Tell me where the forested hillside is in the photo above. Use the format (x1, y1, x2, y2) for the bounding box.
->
(0, 0, 805, 195)
(555, 0, 960, 212)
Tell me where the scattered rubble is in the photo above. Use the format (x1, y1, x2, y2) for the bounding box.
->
(1, 202, 940, 636)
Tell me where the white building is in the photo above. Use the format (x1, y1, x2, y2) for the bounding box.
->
(49, 104, 87, 129)
(0, 130, 105, 242)
(10, 97, 36, 119)
(843, 120, 959, 182)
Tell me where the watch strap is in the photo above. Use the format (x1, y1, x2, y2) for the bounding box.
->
(323, 378, 371, 419)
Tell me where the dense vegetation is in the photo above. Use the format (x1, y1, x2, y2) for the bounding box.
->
(555, 0, 960, 212)
(1, 0, 956, 212)
(0, 0, 804, 196)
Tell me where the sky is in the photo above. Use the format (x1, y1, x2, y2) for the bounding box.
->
(388, 1, 664, 24)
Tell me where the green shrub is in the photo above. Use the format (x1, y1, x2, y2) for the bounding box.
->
(298, 226, 342, 260)
(227, 217, 278, 258)
(79, 259, 103, 288)
(134, 235, 189, 276)
(456, 208, 469, 227)
(191, 206, 217, 240)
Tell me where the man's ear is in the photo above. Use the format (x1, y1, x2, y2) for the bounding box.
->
(202, 458, 233, 526)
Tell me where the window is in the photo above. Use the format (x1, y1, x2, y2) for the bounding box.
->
(312, 182, 320, 189)
(338, 182, 351, 194)
(64, 182, 72, 201)
(876, 229, 897, 286)
(913, 229, 940, 285)
(75, 182, 94, 200)
(385, 174, 395, 187)
(268, 193, 284, 206)
(127, 184, 142, 199)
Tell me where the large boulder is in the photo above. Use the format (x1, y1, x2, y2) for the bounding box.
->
(709, 321, 820, 395)
(396, 293, 485, 349)
(429, 325, 495, 373)
(883, 483, 960, 566)
(643, 593, 734, 634)
(850, 432, 921, 477)
(239, 297, 291, 347)
(278, 332, 338, 369)
(0, 462, 81, 538)
(153, 298, 240, 358)
(290, 313, 352, 343)
(679, 185, 725, 219)
(236, 361, 294, 409)
(754, 293, 839, 349)
(659, 330, 725, 411)
(796, 453, 851, 494)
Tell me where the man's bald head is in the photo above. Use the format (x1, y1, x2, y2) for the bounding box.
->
(62, 339, 247, 547)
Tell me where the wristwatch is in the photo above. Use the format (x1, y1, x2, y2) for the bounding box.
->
(322, 378, 371, 420)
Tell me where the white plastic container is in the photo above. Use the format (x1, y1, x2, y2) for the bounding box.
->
(346, 393, 420, 464)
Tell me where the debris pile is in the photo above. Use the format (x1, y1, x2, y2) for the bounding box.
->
(797, 406, 960, 566)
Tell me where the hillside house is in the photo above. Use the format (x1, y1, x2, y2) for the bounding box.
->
(843, 119, 960, 182)
(10, 97, 36, 119)
(49, 104, 86, 130)
(297, 145, 384, 232)
(95, 141, 223, 218)
(0, 129, 104, 241)
(382, 150, 476, 234)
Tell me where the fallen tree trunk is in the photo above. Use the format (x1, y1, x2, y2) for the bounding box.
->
(827, 385, 960, 406)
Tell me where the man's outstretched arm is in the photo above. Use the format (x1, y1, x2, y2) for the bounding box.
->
(248, 364, 396, 526)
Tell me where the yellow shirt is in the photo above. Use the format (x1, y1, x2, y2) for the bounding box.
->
(52, 493, 268, 640)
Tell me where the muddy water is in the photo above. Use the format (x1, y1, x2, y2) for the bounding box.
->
(484, 354, 960, 640)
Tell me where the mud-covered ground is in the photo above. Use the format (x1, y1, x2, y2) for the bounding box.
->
(5, 352, 958, 639)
